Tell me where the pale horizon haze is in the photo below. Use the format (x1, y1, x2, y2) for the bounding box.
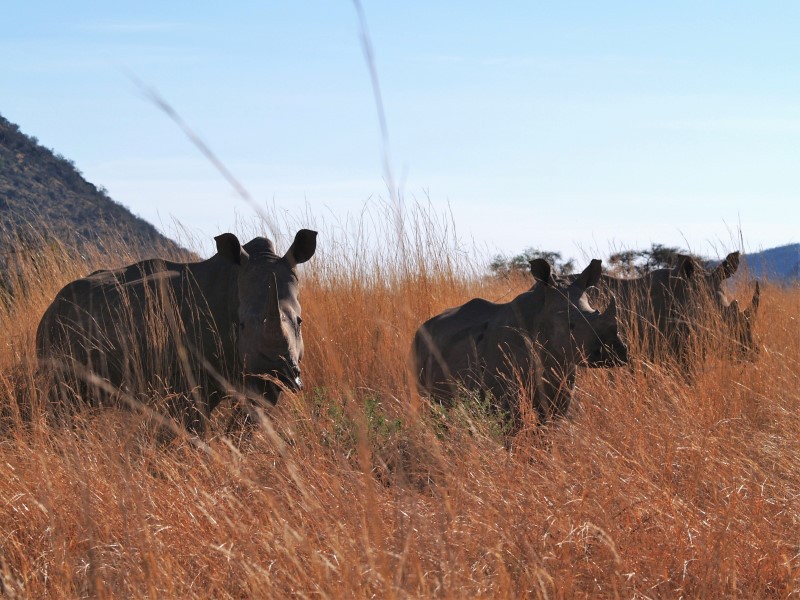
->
(2, 2, 799, 262)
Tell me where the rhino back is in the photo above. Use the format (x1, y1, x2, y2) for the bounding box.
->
(601, 272, 670, 327)
(36, 256, 237, 397)
(412, 298, 500, 399)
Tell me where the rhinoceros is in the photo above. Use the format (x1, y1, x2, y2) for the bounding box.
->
(36, 229, 317, 434)
(582, 251, 759, 368)
(411, 259, 628, 426)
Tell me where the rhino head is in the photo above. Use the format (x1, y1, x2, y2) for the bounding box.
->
(719, 280, 760, 360)
(682, 251, 760, 360)
(215, 229, 317, 404)
(530, 258, 628, 369)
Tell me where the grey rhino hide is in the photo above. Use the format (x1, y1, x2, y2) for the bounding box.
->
(412, 258, 628, 427)
(36, 229, 317, 434)
(580, 251, 758, 370)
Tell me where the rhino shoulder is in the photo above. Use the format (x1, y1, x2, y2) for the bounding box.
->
(449, 297, 497, 319)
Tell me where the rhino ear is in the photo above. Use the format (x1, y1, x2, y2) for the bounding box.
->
(529, 259, 552, 286)
(572, 259, 602, 290)
(676, 254, 696, 279)
(284, 229, 317, 268)
(745, 281, 760, 317)
(713, 251, 740, 281)
(215, 233, 249, 265)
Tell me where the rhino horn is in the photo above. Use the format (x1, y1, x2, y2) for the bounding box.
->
(676, 254, 696, 279)
(603, 293, 618, 319)
(745, 281, 760, 317)
(265, 273, 283, 335)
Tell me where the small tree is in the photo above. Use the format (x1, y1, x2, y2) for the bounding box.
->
(490, 247, 575, 278)
(608, 243, 702, 276)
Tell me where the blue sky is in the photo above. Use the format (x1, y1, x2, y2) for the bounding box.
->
(2, 2, 799, 261)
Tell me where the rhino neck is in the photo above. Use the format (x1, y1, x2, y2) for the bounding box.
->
(185, 255, 241, 367)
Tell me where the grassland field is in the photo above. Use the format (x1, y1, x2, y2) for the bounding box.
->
(1, 208, 799, 598)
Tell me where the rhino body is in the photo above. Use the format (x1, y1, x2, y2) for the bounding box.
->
(587, 252, 759, 367)
(36, 230, 317, 434)
(412, 259, 628, 426)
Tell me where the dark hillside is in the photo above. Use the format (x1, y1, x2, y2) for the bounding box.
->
(744, 243, 800, 282)
(0, 112, 187, 259)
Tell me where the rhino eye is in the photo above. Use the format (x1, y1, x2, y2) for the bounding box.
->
(297, 316, 303, 327)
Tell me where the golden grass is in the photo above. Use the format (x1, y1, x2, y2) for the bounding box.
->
(1, 209, 799, 598)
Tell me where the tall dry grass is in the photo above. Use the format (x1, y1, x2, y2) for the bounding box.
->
(1, 205, 799, 598)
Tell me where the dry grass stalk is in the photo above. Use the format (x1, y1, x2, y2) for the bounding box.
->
(1, 207, 798, 598)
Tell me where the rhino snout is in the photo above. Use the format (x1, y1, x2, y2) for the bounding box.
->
(279, 361, 302, 391)
(269, 360, 303, 392)
(243, 357, 303, 402)
(586, 339, 629, 368)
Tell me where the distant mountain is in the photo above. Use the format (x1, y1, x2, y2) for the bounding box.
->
(743, 244, 800, 282)
(0, 112, 187, 258)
